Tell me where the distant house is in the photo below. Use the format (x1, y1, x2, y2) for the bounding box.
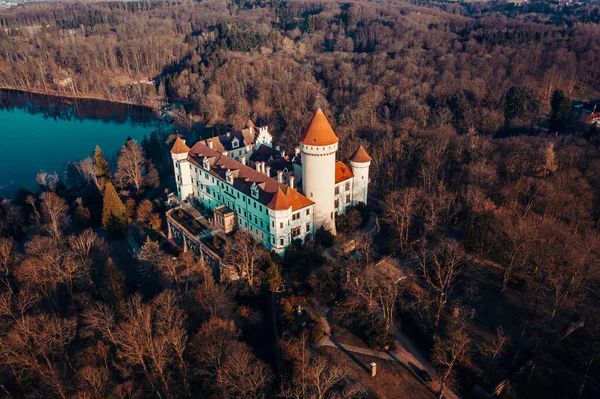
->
(572, 101, 600, 124)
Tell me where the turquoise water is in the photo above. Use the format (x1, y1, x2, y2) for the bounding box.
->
(0, 90, 168, 197)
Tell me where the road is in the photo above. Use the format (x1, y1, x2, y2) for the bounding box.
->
(312, 302, 461, 399)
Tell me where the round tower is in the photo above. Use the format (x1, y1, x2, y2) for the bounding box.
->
(300, 108, 338, 234)
(349, 145, 372, 206)
(170, 137, 193, 200)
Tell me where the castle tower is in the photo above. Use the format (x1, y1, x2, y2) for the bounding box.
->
(170, 137, 193, 200)
(300, 108, 339, 234)
(349, 145, 372, 205)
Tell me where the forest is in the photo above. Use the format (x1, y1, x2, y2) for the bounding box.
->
(1, 0, 600, 398)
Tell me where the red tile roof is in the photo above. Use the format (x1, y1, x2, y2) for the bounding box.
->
(350, 145, 372, 163)
(170, 137, 190, 154)
(187, 142, 313, 211)
(300, 108, 339, 146)
(335, 161, 354, 183)
(267, 188, 291, 210)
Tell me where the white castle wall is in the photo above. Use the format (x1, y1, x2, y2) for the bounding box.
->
(350, 159, 370, 205)
(300, 142, 338, 234)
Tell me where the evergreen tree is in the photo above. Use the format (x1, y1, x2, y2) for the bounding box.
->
(102, 182, 129, 237)
(93, 146, 112, 179)
(266, 259, 283, 292)
(549, 89, 572, 132)
(503, 86, 540, 127)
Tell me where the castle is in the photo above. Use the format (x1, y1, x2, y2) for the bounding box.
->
(170, 108, 371, 253)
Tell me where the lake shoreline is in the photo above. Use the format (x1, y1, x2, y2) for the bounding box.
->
(0, 85, 162, 111)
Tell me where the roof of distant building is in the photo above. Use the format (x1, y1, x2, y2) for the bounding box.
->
(300, 108, 339, 146)
(335, 161, 354, 183)
(202, 128, 255, 153)
(249, 144, 280, 164)
(170, 137, 191, 154)
(187, 142, 313, 211)
(350, 145, 372, 163)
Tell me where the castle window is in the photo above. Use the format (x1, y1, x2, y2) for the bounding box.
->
(346, 194, 351, 203)
(335, 199, 339, 208)
(280, 222, 283, 229)
(226, 169, 233, 185)
(202, 158, 210, 171)
(345, 182, 350, 191)
(251, 183, 259, 199)
(232, 137, 239, 148)
(335, 187, 340, 195)
(292, 227, 301, 238)
(306, 222, 310, 232)
(306, 209, 310, 216)
(280, 238, 284, 246)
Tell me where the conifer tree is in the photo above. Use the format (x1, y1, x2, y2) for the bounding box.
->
(102, 182, 129, 237)
(93, 146, 112, 179)
(266, 259, 283, 292)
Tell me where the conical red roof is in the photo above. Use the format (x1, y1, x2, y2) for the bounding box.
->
(170, 137, 190, 154)
(267, 188, 291, 210)
(350, 145, 372, 163)
(300, 108, 339, 146)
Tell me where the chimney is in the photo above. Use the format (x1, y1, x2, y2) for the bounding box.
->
(240, 156, 246, 165)
(294, 146, 300, 156)
(277, 170, 283, 183)
(370, 363, 377, 378)
(261, 162, 266, 174)
(289, 175, 295, 189)
(208, 141, 213, 149)
(281, 150, 286, 158)
(255, 162, 261, 172)
(265, 165, 271, 177)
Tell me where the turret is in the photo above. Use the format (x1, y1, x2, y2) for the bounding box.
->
(349, 145, 372, 205)
(300, 108, 338, 234)
(170, 137, 194, 200)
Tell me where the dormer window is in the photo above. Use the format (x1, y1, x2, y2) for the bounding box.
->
(202, 157, 210, 171)
(226, 169, 233, 184)
(232, 137, 239, 149)
(251, 183, 259, 199)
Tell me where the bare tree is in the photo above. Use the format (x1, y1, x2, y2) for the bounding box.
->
(432, 320, 472, 399)
(115, 139, 145, 191)
(480, 326, 509, 382)
(68, 229, 103, 289)
(0, 237, 15, 291)
(40, 192, 70, 240)
(36, 171, 59, 192)
(0, 314, 77, 399)
(114, 292, 188, 399)
(216, 341, 273, 399)
(280, 337, 365, 399)
(76, 157, 100, 189)
(384, 187, 422, 252)
(223, 231, 268, 288)
(417, 239, 465, 334)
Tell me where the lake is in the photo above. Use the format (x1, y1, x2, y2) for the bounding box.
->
(0, 89, 170, 197)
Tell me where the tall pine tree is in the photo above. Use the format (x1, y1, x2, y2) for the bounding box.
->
(549, 89, 572, 133)
(93, 146, 112, 179)
(102, 182, 129, 237)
